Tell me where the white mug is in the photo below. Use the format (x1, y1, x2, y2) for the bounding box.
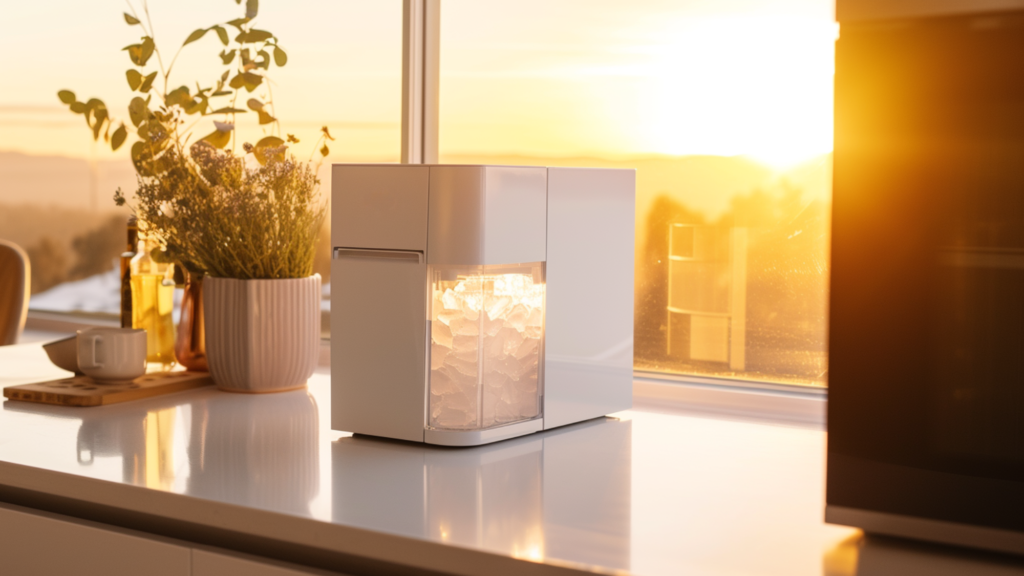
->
(76, 328, 147, 382)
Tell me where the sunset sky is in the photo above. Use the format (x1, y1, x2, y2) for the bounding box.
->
(0, 0, 836, 170)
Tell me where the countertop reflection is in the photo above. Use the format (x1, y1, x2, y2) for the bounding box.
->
(3, 343, 1023, 575)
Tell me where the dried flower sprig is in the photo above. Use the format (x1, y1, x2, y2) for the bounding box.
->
(118, 141, 326, 279)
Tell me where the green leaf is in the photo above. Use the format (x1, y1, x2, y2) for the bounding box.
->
(226, 17, 250, 30)
(321, 126, 335, 141)
(125, 43, 141, 64)
(57, 90, 76, 105)
(124, 12, 141, 25)
(235, 29, 273, 43)
(208, 107, 247, 114)
(256, 49, 270, 70)
(252, 135, 285, 165)
(111, 124, 128, 150)
(242, 72, 262, 92)
(320, 144, 329, 157)
(200, 128, 232, 149)
(69, 101, 86, 114)
(246, 98, 263, 111)
(229, 72, 263, 92)
(90, 105, 108, 140)
(125, 36, 155, 66)
(183, 28, 207, 46)
(126, 69, 143, 91)
(211, 90, 232, 97)
(273, 46, 287, 66)
(245, 0, 258, 19)
(166, 86, 192, 108)
(256, 136, 283, 148)
(139, 37, 155, 66)
(184, 96, 208, 116)
(128, 97, 147, 127)
(257, 109, 275, 125)
(219, 49, 236, 65)
(213, 25, 229, 45)
(139, 71, 157, 93)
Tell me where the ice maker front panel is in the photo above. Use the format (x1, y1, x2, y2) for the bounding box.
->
(428, 263, 545, 431)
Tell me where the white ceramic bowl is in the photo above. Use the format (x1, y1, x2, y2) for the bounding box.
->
(43, 335, 82, 374)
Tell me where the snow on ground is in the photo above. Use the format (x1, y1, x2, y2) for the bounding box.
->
(30, 267, 332, 320)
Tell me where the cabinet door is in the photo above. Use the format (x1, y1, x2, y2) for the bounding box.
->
(0, 503, 189, 576)
(192, 549, 350, 576)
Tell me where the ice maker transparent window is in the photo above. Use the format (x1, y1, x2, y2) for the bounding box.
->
(428, 263, 545, 431)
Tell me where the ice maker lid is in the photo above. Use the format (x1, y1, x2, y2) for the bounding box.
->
(332, 165, 429, 251)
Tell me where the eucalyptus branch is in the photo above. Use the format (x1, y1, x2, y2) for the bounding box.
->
(58, 0, 330, 279)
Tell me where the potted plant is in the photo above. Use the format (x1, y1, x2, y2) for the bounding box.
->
(58, 0, 330, 392)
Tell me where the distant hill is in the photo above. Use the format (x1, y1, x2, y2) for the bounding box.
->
(0, 151, 137, 211)
(441, 152, 831, 228)
(1, 149, 831, 218)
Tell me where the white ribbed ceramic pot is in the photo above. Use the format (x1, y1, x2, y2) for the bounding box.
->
(203, 275, 320, 393)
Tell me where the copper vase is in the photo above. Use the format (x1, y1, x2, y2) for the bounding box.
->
(175, 270, 208, 371)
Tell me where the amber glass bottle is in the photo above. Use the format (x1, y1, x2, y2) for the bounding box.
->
(130, 235, 176, 371)
(119, 216, 139, 328)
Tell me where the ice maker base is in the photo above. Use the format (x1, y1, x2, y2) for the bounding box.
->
(424, 418, 544, 447)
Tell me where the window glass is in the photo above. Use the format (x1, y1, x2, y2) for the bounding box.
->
(0, 0, 402, 331)
(440, 0, 836, 386)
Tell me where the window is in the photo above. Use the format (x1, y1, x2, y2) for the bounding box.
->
(7, 1, 836, 389)
(439, 0, 837, 387)
(1, 0, 402, 330)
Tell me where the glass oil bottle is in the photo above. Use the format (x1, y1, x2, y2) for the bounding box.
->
(120, 216, 139, 328)
(130, 234, 177, 371)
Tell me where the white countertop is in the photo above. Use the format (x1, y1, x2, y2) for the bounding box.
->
(1, 343, 1023, 576)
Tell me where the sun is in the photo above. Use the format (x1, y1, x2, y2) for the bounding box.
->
(640, 15, 838, 170)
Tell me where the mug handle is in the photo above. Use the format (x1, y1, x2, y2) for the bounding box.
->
(81, 335, 105, 369)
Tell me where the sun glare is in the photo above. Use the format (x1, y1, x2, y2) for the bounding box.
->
(641, 15, 839, 170)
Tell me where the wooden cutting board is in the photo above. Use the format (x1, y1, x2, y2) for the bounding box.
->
(3, 371, 213, 407)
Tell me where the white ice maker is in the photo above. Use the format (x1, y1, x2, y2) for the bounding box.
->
(331, 165, 635, 446)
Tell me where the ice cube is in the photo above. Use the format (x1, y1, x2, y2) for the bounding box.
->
(484, 332, 506, 360)
(506, 304, 529, 332)
(483, 369, 509, 390)
(431, 295, 444, 322)
(431, 321, 453, 348)
(433, 402, 475, 429)
(501, 328, 524, 356)
(485, 295, 512, 321)
(526, 307, 542, 328)
(514, 337, 539, 361)
(431, 343, 450, 370)
(443, 353, 478, 378)
(482, 313, 503, 337)
(452, 334, 478, 353)
(493, 356, 521, 380)
(429, 368, 457, 396)
(442, 288, 461, 310)
(524, 326, 542, 340)
(438, 309, 462, 326)
(449, 316, 480, 336)
(463, 303, 479, 322)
